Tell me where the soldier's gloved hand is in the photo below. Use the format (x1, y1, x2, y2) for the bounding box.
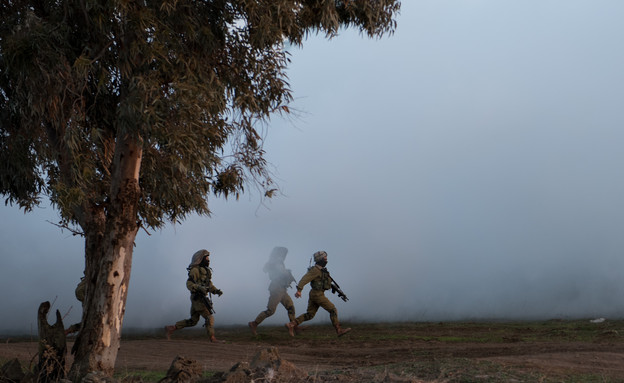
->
(216, 289, 223, 296)
(197, 287, 208, 295)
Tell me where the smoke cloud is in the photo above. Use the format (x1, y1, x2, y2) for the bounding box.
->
(3, 1, 624, 333)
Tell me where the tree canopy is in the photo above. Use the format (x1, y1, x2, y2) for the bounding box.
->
(1, 0, 399, 230)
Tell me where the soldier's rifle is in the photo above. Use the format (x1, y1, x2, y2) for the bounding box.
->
(320, 267, 349, 302)
(331, 281, 349, 302)
(325, 270, 349, 302)
(193, 291, 215, 314)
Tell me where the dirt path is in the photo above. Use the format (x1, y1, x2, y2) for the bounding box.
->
(2, 322, 624, 381)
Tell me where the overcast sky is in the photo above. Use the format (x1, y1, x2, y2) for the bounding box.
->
(3, 1, 624, 334)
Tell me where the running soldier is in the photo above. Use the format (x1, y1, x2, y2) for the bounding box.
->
(248, 247, 297, 335)
(165, 249, 224, 342)
(285, 251, 351, 337)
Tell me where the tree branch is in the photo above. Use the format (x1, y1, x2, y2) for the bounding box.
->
(46, 220, 85, 237)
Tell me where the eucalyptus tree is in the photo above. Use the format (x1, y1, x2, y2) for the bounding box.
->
(0, 0, 400, 379)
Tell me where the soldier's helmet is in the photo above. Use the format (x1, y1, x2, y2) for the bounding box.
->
(313, 251, 327, 263)
(189, 249, 210, 268)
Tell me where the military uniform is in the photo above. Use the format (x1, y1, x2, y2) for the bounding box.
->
(249, 247, 296, 335)
(286, 251, 351, 337)
(166, 249, 223, 342)
(65, 276, 86, 335)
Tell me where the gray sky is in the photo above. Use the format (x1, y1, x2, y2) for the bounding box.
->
(3, 1, 624, 333)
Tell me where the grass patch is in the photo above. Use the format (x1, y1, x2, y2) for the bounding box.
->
(114, 370, 217, 382)
(372, 358, 623, 383)
(372, 358, 534, 382)
(114, 370, 167, 382)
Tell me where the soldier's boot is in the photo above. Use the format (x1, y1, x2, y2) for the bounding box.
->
(210, 335, 225, 343)
(165, 325, 176, 340)
(248, 321, 258, 336)
(335, 325, 352, 337)
(285, 321, 297, 337)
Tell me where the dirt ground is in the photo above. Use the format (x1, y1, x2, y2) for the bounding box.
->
(2, 321, 624, 382)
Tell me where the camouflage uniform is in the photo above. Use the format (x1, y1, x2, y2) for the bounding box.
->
(249, 247, 296, 335)
(66, 276, 86, 335)
(294, 266, 338, 325)
(166, 250, 223, 341)
(286, 251, 351, 337)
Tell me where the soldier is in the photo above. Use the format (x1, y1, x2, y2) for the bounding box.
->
(285, 251, 351, 337)
(165, 249, 224, 342)
(65, 274, 86, 335)
(248, 247, 297, 336)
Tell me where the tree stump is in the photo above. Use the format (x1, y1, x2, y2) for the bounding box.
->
(37, 301, 67, 383)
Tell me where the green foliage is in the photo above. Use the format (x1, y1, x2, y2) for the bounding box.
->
(0, 0, 401, 230)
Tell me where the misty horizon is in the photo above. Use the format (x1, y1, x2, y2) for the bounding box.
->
(3, 1, 624, 335)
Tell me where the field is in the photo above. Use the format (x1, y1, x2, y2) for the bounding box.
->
(2, 320, 624, 382)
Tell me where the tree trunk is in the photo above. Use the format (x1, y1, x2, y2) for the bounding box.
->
(69, 135, 142, 381)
